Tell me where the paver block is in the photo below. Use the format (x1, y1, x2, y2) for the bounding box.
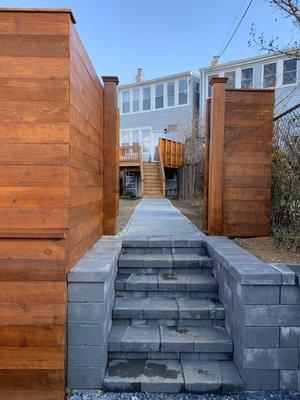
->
(122, 326, 160, 352)
(113, 298, 146, 319)
(127, 273, 158, 291)
(173, 254, 199, 268)
(103, 359, 146, 392)
(141, 359, 184, 392)
(158, 273, 186, 291)
(242, 285, 280, 305)
(185, 274, 218, 292)
(108, 325, 128, 351)
(182, 360, 221, 393)
(143, 298, 178, 319)
(280, 286, 300, 304)
(68, 345, 107, 367)
(144, 254, 173, 268)
(68, 366, 105, 389)
(243, 348, 298, 369)
(68, 302, 105, 324)
(118, 254, 144, 268)
(115, 273, 131, 290)
(280, 370, 299, 391)
(280, 326, 300, 347)
(68, 323, 109, 346)
(68, 282, 105, 302)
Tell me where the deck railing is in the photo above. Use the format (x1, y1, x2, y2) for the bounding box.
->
(158, 138, 183, 168)
(119, 145, 142, 166)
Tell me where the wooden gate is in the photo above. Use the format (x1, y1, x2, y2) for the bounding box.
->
(203, 77, 274, 237)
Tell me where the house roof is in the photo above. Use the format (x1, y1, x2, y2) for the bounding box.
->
(119, 71, 199, 90)
(199, 49, 299, 73)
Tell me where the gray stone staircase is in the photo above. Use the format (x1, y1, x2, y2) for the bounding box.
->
(103, 238, 243, 393)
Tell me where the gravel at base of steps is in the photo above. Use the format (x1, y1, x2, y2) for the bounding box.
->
(68, 390, 299, 400)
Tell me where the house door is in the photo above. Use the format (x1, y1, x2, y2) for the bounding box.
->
(141, 128, 152, 161)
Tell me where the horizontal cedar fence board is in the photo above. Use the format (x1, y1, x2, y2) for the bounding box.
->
(0, 208, 68, 229)
(0, 325, 65, 345)
(69, 201, 102, 227)
(223, 187, 271, 200)
(0, 122, 69, 144)
(0, 187, 69, 208)
(0, 78, 69, 101)
(0, 144, 69, 165)
(0, 369, 65, 389)
(0, 347, 64, 369)
(224, 175, 271, 188)
(223, 199, 270, 213)
(0, 101, 68, 123)
(0, 11, 70, 35)
(0, 166, 69, 187)
(70, 106, 102, 147)
(0, 57, 69, 79)
(0, 282, 65, 303)
(223, 163, 271, 177)
(0, 238, 65, 259)
(70, 125, 102, 159)
(0, 259, 65, 282)
(0, 34, 69, 58)
(222, 223, 269, 237)
(70, 186, 103, 207)
(0, 302, 66, 326)
(70, 146, 101, 173)
(0, 390, 65, 400)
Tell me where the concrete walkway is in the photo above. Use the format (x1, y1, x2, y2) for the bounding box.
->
(123, 198, 204, 237)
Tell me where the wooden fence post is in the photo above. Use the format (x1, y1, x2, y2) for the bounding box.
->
(207, 77, 228, 235)
(102, 76, 119, 235)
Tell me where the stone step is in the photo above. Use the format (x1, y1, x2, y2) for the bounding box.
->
(118, 254, 213, 269)
(108, 325, 233, 354)
(112, 298, 225, 321)
(103, 359, 243, 393)
(109, 351, 230, 361)
(122, 236, 206, 249)
(116, 273, 218, 293)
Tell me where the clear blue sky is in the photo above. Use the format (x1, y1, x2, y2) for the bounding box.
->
(0, 0, 297, 84)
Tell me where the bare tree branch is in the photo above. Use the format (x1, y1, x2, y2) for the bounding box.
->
(249, 0, 300, 59)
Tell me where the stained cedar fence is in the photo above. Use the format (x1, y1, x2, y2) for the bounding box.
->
(0, 8, 119, 400)
(203, 77, 274, 237)
(158, 138, 183, 168)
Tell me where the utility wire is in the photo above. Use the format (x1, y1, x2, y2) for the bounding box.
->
(218, 0, 253, 60)
(217, 0, 248, 57)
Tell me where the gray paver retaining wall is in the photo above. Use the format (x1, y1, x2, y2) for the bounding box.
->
(67, 236, 122, 389)
(206, 236, 300, 392)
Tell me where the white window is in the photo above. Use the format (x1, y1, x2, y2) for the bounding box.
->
(241, 67, 253, 89)
(167, 81, 175, 107)
(122, 91, 130, 113)
(143, 87, 151, 111)
(155, 84, 164, 109)
(225, 71, 235, 89)
(178, 79, 188, 105)
(132, 129, 140, 146)
(283, 59, 297, 85)
(263, 62, 277, 88)
(121, 130, 130, 146)
(133, 89, 140, 112)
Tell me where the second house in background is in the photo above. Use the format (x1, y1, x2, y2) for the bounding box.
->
(199, 51, 300, 117)
(119, 69, 200, 161)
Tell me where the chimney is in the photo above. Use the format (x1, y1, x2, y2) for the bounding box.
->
(135, 68, 144, 83)
(211, 56, 220, 68)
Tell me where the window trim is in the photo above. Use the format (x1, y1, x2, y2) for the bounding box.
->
(155, 83, 164, 109)
(262, 61, 277, 89)
(178, 78, 188, 105)
(122, 90, 130, 114)
(282, 58, 297, 87)
(241, 66, 254, 89)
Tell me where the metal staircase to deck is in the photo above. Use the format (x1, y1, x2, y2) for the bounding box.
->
(103, 238, 243, 393)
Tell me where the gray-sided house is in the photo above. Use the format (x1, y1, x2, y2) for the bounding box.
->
(199, 51, 300, 117)
(118, 69, 200, 197)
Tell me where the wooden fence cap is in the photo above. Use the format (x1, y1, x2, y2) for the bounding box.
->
(209, 76, 228, 86)
(0, 7, 76, 23)
(102, 76, 119, 85)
